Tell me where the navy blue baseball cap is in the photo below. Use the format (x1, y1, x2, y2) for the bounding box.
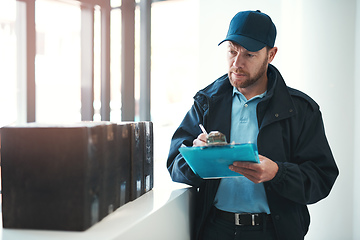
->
(219, 10, 277, 52)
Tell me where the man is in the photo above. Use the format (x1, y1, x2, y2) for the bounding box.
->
(167, 10, 339, 240)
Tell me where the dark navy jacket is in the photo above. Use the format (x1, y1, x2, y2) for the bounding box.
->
(167, 64, 339, 240)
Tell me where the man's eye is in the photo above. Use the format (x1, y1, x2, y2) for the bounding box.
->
(229, 50, 237, 55)
(247, 53, 255, 57)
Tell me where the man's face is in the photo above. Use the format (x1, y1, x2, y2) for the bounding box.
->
(227, 42, 276, 94)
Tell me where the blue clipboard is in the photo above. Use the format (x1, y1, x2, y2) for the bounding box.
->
(178, 143, 260, 179)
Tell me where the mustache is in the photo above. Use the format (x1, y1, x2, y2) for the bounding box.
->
(231, 68, 248, 75)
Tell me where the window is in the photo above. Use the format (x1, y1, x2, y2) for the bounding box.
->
(35, 0, 82, 122)
(0, 0, 17, 127)
(151, 0, 199, 162)
(0, 0, 201, 165)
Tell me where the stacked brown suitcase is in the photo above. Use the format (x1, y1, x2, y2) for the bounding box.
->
(0, 121, 154, 231)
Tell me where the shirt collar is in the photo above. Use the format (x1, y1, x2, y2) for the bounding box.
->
(232, 86, 267, 102)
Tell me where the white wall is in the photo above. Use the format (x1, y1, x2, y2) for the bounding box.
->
(198, 0, 359, 239)
(353, 1, 360, 239)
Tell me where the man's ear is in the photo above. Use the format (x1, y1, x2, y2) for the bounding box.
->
(268, 47, 278, 63)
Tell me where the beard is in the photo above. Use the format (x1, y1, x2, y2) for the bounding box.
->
(229, 56, 269, 89)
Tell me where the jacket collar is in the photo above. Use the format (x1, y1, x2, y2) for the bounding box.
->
(194, 64, 297, 130)
(195, 73, 232, 112)
(257, 64, 297, 128)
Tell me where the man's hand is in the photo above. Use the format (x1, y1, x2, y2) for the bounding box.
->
(229, 155, 279, 183)
(193, 133, 208, 146)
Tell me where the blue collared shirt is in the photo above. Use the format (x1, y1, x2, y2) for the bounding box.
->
(214, 87, 270, 214)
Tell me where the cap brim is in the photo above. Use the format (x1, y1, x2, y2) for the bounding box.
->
(218, 35, 266, 52)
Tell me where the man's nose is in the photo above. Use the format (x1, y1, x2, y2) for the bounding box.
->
(233, 53, 244, 68)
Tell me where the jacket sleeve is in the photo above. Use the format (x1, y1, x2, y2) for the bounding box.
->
(166, 101, 206, 188)
(269, 105, 339, 205)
